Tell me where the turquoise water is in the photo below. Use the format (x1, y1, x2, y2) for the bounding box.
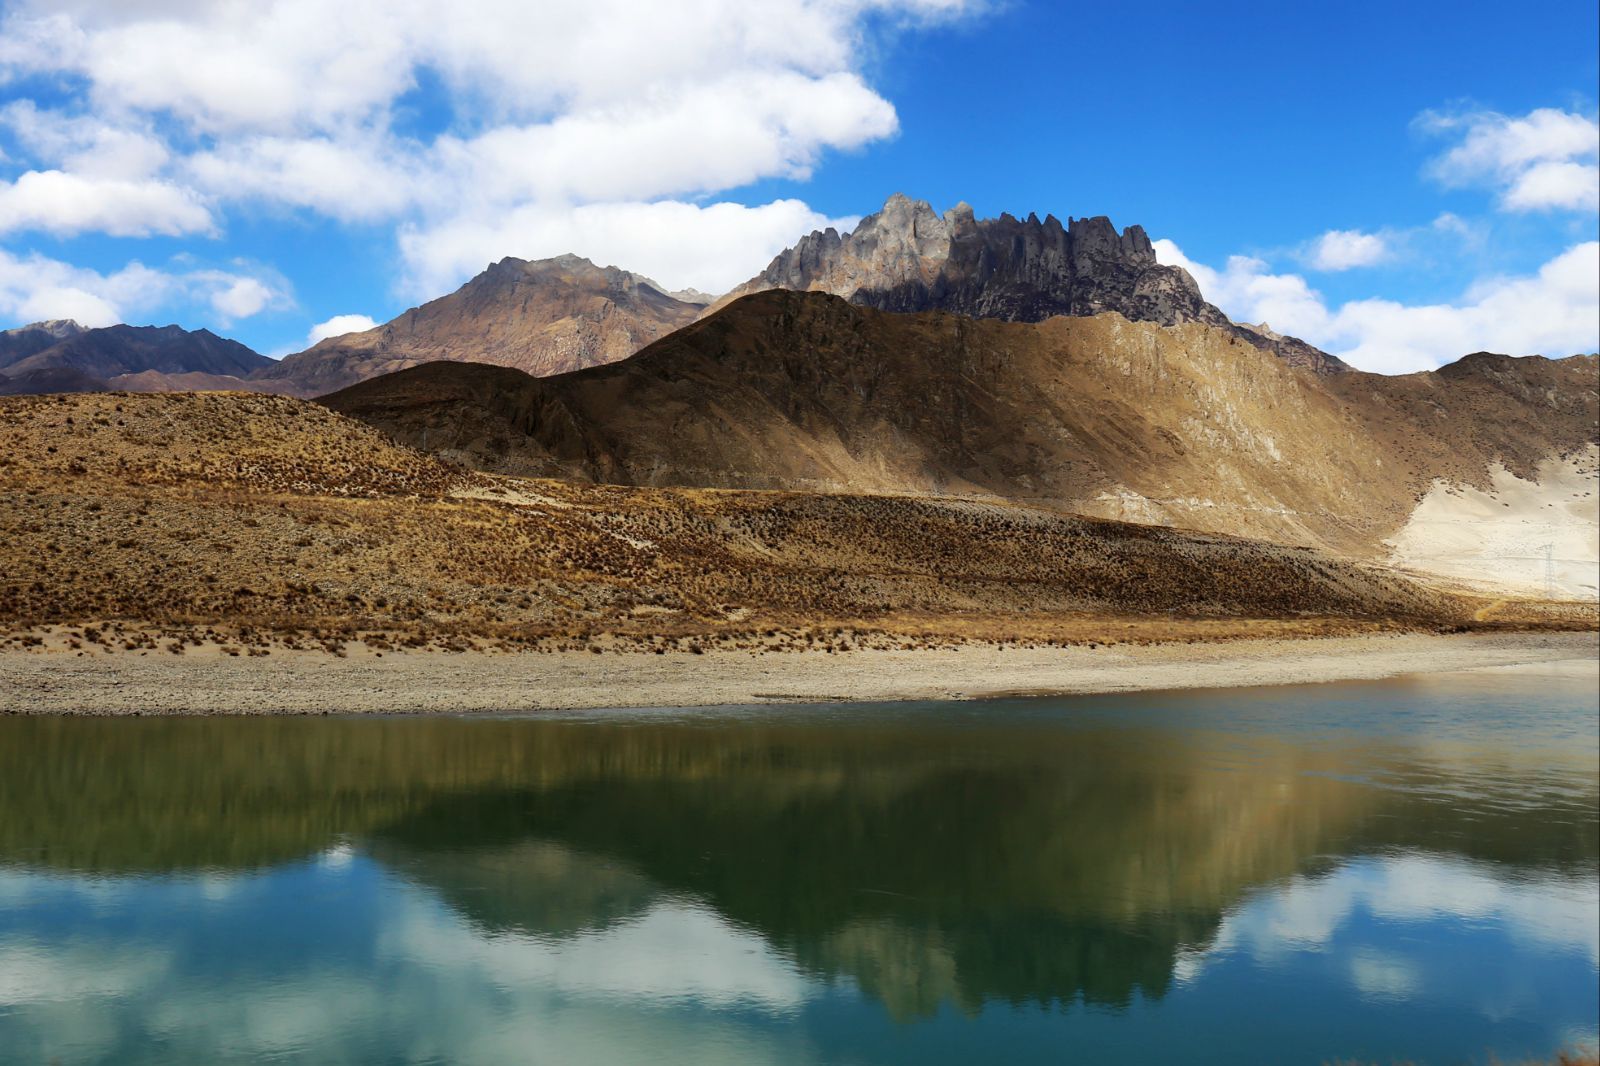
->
(0, 667, 1595, 1064)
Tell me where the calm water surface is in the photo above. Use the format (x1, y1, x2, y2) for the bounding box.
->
(0, 666, 1596, 1064)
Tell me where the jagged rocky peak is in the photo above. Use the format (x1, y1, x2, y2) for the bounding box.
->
(725, 192, 1345, 372)
(1065, 214, 1157, 266)
(731, 192, 1215, 326)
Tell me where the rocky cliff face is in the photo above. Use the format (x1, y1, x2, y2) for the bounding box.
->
(253, 254, 706, 397)
(721, 193, 1346, 372)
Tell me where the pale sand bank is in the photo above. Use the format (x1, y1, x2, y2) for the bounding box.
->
(1386, 445, 1600, 601)
(2, 631, 1595, 715)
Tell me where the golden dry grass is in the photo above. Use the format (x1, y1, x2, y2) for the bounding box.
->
(1, 391, 1588, 653)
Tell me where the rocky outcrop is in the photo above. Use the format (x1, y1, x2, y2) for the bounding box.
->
(252, 254, 706, 397)
(720, 193, 1346, 373)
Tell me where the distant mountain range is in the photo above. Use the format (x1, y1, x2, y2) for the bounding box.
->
(0, 320, 273, 395)
(0, 193, 1354, 396)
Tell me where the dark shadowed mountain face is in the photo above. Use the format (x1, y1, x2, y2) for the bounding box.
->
(719, 193, 1347, 373)
(251, 254, 707, 397)
(0, 366, 111, 396)
(0, 323, 271, 393)
(324, 291, 1596, 556)
(0, 320, 86, 371)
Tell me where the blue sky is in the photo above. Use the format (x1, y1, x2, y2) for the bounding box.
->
(0, 0, 1595, 372)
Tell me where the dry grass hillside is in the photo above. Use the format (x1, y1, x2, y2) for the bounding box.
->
(1, 390, 1542, 652)
(325, 292, 1598, 559)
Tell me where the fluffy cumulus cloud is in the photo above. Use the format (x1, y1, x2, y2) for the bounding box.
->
(0, 171, 213, 238)
(1306, 229, 1389, 271)
(0, 0, 977, 301)
(0, 100, 216, 237)
(0, 247, 288, 329)
(1156, 237, 1600, 373)
(1421, 106, 1600, 213)
(207, 275, 277, 320)
(306, 313, 378, 346)
(399, 198, 856, 301)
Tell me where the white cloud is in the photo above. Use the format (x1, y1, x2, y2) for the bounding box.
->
(431, 70, 896, 207)
(0, 102, 211, 236)
(1307, 229, 1389, 271)
(1199, 854, 1600, 970)
(0, 861, 832, 1066)
(1429, 211, 1477, 240)
(1421, 106, 1600, 213)
(0, 247, 287, 329)
(1347, 949, 1422, 1001)
(0, 100, 170, 179)
(307, 313, 379, 346)
(0, 250, 162, 327)
(184, 135, 420, 223)
(0, 170, 213, 237)
(1155, 237, 1599, 373)
(1155, 240, 1331, 339)
(1502, 159, 1600, 213)
(399, 198, 856, 300)
(0, 0, 978, 296)
(389, 897, 813, 1012)
(208, 276, 276, 320)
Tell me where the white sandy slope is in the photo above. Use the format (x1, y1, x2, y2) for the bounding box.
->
(1387, 445, 1599, 601)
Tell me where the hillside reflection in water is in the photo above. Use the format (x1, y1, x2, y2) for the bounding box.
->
(0, 669, 1595, 1064)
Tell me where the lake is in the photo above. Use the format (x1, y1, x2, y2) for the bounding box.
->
(1, 666, 1596, 1064)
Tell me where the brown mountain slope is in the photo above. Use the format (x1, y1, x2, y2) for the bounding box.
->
(5, 323, 270, 384)
(325, 291, 1598, 558)
(1, 391, 1486, 647)
(1325, 351, 1600, 484)
(714, 193, 1346, 372)
(252, 254, 705, 397)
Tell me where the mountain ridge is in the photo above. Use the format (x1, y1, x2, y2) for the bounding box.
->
(323, 290, 1596, 562)
(716, 193, 1348, 373)
(251, 254, 706, 397)
(0, 322, 271, 394)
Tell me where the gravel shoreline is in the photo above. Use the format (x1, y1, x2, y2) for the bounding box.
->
(2, 630, 1595, 715)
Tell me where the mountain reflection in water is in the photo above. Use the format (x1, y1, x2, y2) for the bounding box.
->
(0, 669, 1595, 1065)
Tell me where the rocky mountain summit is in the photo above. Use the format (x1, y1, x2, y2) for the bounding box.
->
(721, 193, 1346, 372)
(253, 254, 706, 397)
(0, 319, 85, 368)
